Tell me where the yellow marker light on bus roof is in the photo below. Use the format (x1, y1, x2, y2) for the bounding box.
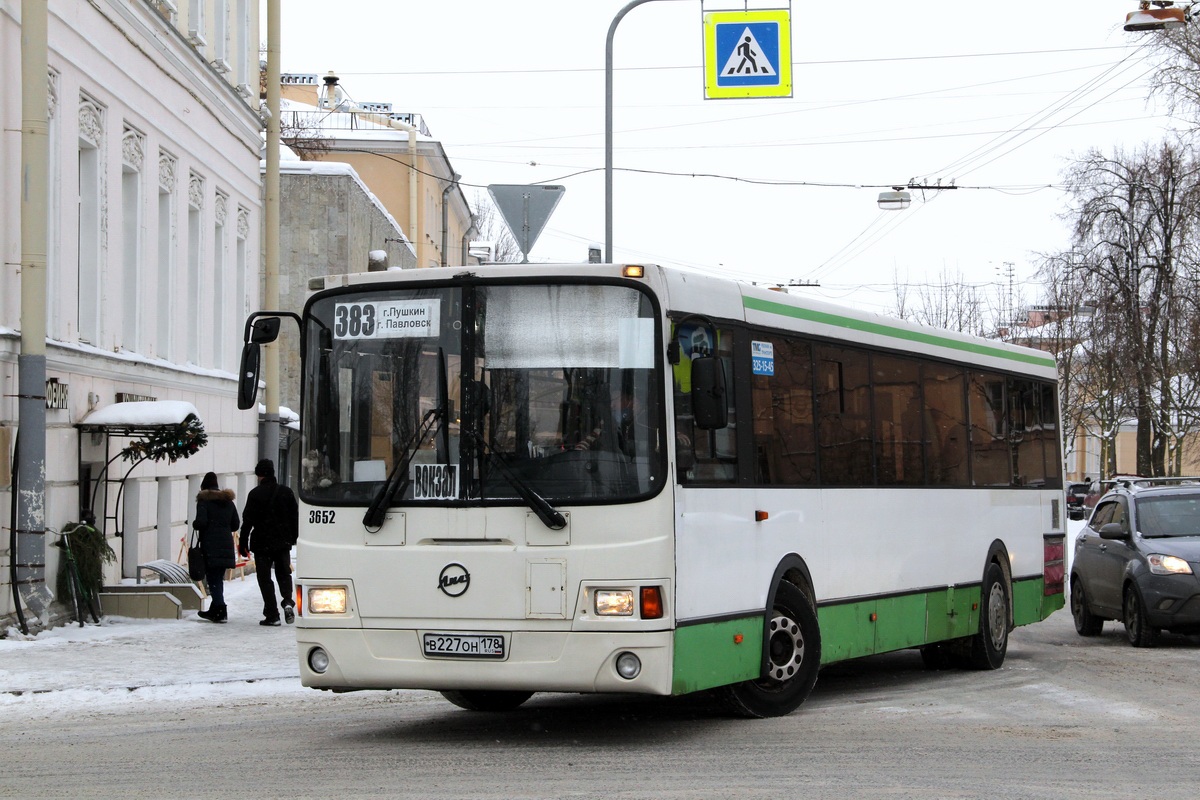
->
(595, 589, 636, 616)
(308, 586, 348, 614)
(622, 265, 645, 279)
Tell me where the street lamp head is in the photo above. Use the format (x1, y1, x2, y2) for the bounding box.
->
(877, 188, 912, 211)
(1125, 1, 1188, 31)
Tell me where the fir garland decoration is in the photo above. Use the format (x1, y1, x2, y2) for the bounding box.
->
(119, 414, 208, 464)
(56, 521, 116, 603)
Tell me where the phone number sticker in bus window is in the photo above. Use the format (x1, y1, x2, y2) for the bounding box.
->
(751, 340, 775, 376)
(334, 300, 440, 340)
(422, 632, 506, 659)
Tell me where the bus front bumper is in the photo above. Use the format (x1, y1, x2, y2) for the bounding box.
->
(297, 628, 675, 696)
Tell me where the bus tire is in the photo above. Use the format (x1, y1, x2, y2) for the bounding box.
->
(1070, 576, 1103, 636)
(967, 561, 1009, 670)
(718, 581, 820, 718)
(440, 690, 534, 712)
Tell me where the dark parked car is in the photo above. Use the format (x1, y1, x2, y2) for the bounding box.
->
(1066, 481, 1091, 520)
(1071, 477, 1200, 646)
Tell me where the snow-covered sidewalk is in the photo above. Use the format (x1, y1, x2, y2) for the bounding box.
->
(0, 577, 302, 706)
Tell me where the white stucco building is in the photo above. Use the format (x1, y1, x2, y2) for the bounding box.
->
(1, 0, 263, 627)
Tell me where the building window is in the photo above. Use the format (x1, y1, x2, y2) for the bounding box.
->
(213, 192, 229, 369)
(236, 205, 250, 340)
(122, 126, 145, 353)
(157, 151, 177, 360)
(77, 96, 105, 345)
(187, 172, 205, 364)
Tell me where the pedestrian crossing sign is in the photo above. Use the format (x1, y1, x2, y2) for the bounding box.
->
(703, 8, 792, 99)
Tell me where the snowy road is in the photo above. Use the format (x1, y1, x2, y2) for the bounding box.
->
(3, 578, 1199, 799)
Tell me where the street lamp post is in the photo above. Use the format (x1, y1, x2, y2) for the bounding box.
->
(605, 0, 687, 264)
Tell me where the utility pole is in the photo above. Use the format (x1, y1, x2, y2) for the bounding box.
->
(262, 0, 281, 464)
(15, 0, 53, 627)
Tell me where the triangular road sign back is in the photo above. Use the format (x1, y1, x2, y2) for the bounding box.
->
(487, 184, 565, 262)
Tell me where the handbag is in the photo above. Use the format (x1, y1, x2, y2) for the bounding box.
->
(187, 531, 205, 581)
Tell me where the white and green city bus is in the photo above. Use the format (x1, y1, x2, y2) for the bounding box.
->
(237, 262, 1066, 717)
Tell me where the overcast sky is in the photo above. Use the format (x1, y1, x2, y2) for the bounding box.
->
(267, 1, 1178, 316)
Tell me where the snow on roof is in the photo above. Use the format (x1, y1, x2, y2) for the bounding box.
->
(79, 400, 201, 428)
(263, 159, 414, 254)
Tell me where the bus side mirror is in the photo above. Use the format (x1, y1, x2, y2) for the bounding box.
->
(249, 316, 281, 344)
(236, 342, 261, 410)
(691, 356, 728, 430)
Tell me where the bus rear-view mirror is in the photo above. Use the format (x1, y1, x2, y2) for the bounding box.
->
(236, 342, 261, 410)
(691, 356, 728, 430)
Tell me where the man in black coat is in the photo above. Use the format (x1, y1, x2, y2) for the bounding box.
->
(239, 458, 299, 626)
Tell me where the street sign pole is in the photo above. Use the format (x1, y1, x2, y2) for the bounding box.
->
(606, 0, 686, 264)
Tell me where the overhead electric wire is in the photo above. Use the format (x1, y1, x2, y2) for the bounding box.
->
(337, 45, 1136, 78)
(919, 41, 1157, 182)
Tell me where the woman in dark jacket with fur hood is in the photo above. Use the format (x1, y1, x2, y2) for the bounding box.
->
(193, 472, 240, 622)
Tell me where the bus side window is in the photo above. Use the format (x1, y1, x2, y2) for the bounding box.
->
(673, 322, 736, 484)
(751, 335, 816, 485)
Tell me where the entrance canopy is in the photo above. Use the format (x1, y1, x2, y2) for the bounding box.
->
(78, 400, 201, 431)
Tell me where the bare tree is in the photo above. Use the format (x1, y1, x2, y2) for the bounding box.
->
(470, 190, 521, 263)
(1061, 139, 1200, 476)
(1145, 22, 1200, 125)
(890, 268, 991, 336)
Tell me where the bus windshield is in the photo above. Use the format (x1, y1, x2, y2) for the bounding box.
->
(300, 281, 664, 507)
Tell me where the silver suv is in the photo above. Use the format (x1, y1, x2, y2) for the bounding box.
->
(1070, 477, 1200, 646)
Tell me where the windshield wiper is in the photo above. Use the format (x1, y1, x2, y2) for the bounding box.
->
(469, 431, 567, 530)
(364, 348, 451, 531)
(363, 407, 442, 531)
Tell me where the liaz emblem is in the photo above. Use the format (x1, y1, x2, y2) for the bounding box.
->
(438, 563, 470, 597)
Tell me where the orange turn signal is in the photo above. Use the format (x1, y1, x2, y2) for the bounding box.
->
(755, 510, 769, 522)
(640, 586, 664, 619)
(622, 264, 645, 278)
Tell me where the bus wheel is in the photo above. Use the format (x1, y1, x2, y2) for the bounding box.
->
(967, 562, 1009, 670)
(440, 690, 534, 712)
(719, 582, 821, 718)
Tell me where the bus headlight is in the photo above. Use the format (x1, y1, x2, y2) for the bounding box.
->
(595, 590, 635, 616)
(308, 587, 348, 614)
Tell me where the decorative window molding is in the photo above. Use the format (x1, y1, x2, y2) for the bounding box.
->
(237, 206, 249, 240)
(122, 126, 145, 171)
(47, 69, 59, 120)
(214, 192, 229, 226)
(189, 172, 205, 210)
(159, 152, 177, 193)
(78, 96, 104, 148)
